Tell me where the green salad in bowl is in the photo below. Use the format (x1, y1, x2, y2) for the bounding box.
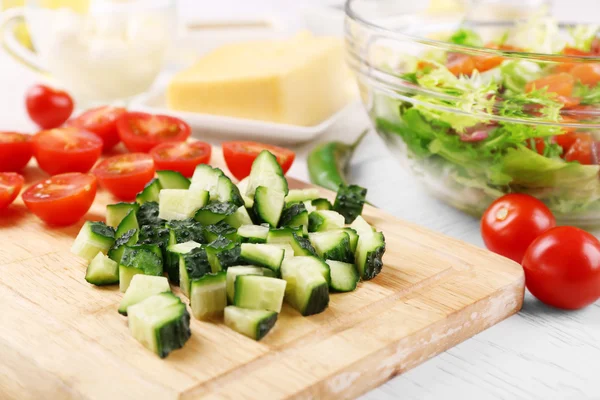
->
(346, 0, 600, 224)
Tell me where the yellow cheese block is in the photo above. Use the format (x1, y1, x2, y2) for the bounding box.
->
(167, 32, 353, 126)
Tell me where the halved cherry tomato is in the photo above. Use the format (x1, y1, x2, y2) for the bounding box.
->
(0, 172, 24, 209)
(150, 141, 212, 178)
(446, 53, 475, 76)
(25, 84, 74, 129)
(555, 131, 580, 151)
(526, 137, 552, 155)
(564, 134, 594, 164)
(570, 64, 600, 86)
(94, 153, 155, 201)
(526, 73, 575, 98)
(33, 127, 103, 175)
(0, 132, 33, 172)
(22, 172, 97, 226)
(67, 106, 126, 151)
(116, 112, 191, 153)
(222, 141, 295, 181)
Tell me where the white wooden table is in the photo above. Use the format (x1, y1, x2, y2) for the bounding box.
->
(1, 2, 600, 398)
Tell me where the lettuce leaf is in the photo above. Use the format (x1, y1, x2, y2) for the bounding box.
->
(568, 25, 600, 52)
(500, 60, 542, 93)
(449, 28, 483, 47)
(573, 81, 600, 105)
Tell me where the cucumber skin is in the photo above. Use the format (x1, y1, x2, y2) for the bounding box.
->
(360, 234, 386, 281)
(253, 186, 284, 228)
(255, 312, 278, 341)
(333, 184, 367, 224)
(302, 282, 330, 316)
(311, 198, 332, 211)
(136, 179, 162, 204)
(137, 202, 164, 227)
(157, 301, 191, 358)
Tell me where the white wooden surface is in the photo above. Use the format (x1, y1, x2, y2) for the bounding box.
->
(1, 1, 600, 399)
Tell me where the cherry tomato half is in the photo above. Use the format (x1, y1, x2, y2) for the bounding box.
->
(222, 141, 295, 181)
(0, 132, 33, 172)
(0, 172, 25, 209)
(67, 106, 126, 151)
(25, 84, 74, 129)
(150, 141, 212, 178)
(22, 172, 97, 226)
(481, 193, 556, 263)
(564, 134, 594, 165)
(33, 127, 103, 175)
(94, 153, 155, 201)
(116, 112, 191, 153)
(522, 226, 600, 310)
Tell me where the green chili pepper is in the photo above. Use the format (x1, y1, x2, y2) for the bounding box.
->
(307, 129, 369, 192)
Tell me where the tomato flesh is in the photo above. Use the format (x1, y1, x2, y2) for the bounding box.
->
(94, 153, 155, 201)
(522, 226, 600, 310)
(22, 172, 97, 226)
(222, 141, 295, 181)
(481, 193, 556, 263)
(33, 127, 103, 175)
(67, 106, 126, 151)
(25, 84, 74, 129)
(0, 172, 25, 209)
(150, 141, 212, 178)
(446, 53, 476, 76)
(564, 134, 594, 164)
(117, 112, 191, 153)
(0, 132, 33, 172)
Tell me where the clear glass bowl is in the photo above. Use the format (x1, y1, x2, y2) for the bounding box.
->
(345, 0, 600, 225)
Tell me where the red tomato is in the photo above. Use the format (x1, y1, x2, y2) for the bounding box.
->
(522, 226, 600, 310)
(0, 132, 33, 172)
(94, 153, 155, 201)
(222, 141, 295, 181)
(481, 194, 556, 263)
(526, 137, 552, 155)
(116, 112, 191, 153)
(25, 84, 74, 129)
(446, 53, 476, 76)
(150, 141, 212, 178)
(67, 106, 126, 151)
(0, 172, 24, 209)
(526, 73, 575, 98)
(570, 64, 600, 86)
(22, 173, 97, 226)
(33, 127, 103, 175)
(555, 131, 579, 151)
(564, 134, 594, 164)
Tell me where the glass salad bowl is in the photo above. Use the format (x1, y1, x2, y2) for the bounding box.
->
(345, 0, 600, 225)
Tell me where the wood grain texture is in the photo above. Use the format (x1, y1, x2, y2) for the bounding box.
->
(0, 153, 524, 400)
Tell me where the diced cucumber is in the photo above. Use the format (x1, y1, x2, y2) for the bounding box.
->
(311, 198, 333, 211)
(159, 189, 209, 221)
(106, 202, 140, 228)
(246, 150, 288, 197)
(214, 175, 244, 207)
(303, 200, 316, 214)
(206, 237, 242, 273)
(242, 195, 254, 209)
(179, 247, 212, 297)
(237, 177, 249, 194)
(118, 275, 171, 315)
(137, 224, 172, 258)
(128, 292, 191, 358)
(266, 227, 316, 257)
(194, 202, 238, 225)
(71, 221, 115, 261)
(281, 257, 329, 316)
(253, 186, 284, 227)
(240, 243, 284, 274)
(343, 228, 359, 253)
(224, 206, 253, 228)
(356, 232, 386, 280)
(156, 170, 190, 189)
(204, 221, 238, 243)
(166, 219, 206, 245)
(136, 179, 162, 204)
(326, 260, 358, 292)
(119, 244, 163, 292)
(333, 184, 367, 223)
(189, 164, 223, 194)
(350, 215, 374, 236)
(262, 268, 277, 278)
(269, 243, 295, 259)
(234, 275, 287, 313)
(190, 272, 227, 320)
(279, 203, 309, 236)
(115, 210, 139, 239)
(308, 210, 345, 232)
(226, 266, 264, 304)
(237, 224, 269, 243)
(108, 229, 138, 264)
(136, 202, 163, 227)
(309, 230, 353, 263)
(165, 241, 202, 284)
(224, 306, 277, 341)
(285, 188, 320, 205)
(85, 253, 119, 286)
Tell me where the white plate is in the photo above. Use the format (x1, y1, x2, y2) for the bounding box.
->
(129, 86, 363, 145)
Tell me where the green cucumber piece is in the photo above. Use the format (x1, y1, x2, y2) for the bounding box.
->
(137, 224, 172, 258)
(233, 275, 286, 313)
(350, 215, 374, 236)
(224, 306, 278, 341)
(343, 228, 359, 253)
(107, 229, 138, 264)
(85, 253, 119, 286)
(136, 202, 163, 227)
(309, 230, 353, 263)
(285, 188, 320, 205)
(118, 275, 171, 315)
(165, 240, 202, 284)
(326, 260, 358, 292)
(253, 186, 284, 227)
(115, 210, 139, 239)
(179, 246, 211, 297)
(189, 164, 224, 195)
(106, 202, 140, 228)
(118, 244, 163, 292)
(159, 189, 209, 221)
(206, 237, 243, 273)
(267, 227, 316, 257)
(333, 184, 367, 223)
(311, 198, 333, 211)
(215, 175, 244, 207)
(156, 170, 190, 189)
(226, 266, 264, 304)
(166, 218, 206, 244)
(239, 243, 284, 274)
(356, 232, 386, 280)
(279, 203, 309, 236)
(269, 243, 295, 259)
(304, 200, 316, 214)
(136, 179, 162, 204)
(71, 221, 115, 261)
(224, 206, 253, 228)
(237, 224, 269, 243)
(308, 210, 345, 232)
(246, 150, 288, 197)
(281, 256, 329, 316)
(128, 292, 191, 358)
(190, 272, 227, 320)
(194, 202, 238, 225)
(204, 221, 238, 243)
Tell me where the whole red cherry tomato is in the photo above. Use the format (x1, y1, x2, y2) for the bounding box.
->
(25, 84, 74, 129)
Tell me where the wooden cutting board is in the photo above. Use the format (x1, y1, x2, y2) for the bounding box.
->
(0, 152, 524, 400)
